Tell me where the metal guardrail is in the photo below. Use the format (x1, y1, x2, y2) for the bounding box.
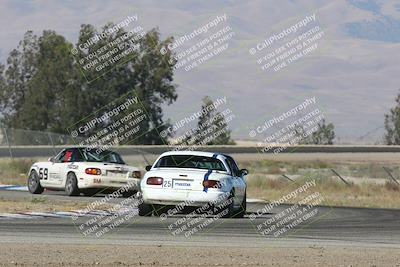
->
(1, 145, 400, 158)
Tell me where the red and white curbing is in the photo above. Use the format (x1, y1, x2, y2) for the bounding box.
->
(0, 208, 139, 220)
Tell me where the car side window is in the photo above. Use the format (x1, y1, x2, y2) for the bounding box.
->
(55, 149, 75, 163)
(226, 157, 241, 177)
(70, 149, 84, 162)
(63, 150, 74, 162)
(54, 150, 66, 163)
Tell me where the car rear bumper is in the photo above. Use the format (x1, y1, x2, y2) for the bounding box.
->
(78, 176, 140, 191)
(142, 188, 230, 206)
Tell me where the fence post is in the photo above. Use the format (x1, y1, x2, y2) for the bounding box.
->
(330, 168, 350, 186)
(3, 128, 13, 159)
(48, 132, 57, 156)
(382, 167, 400, 185)
(281, 174, 295, 182)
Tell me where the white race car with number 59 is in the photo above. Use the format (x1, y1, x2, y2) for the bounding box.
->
(28, 147, 141, 196)
(139, 151, 248, 218)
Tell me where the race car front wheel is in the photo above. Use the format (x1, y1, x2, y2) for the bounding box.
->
(28, 170, 44, 194)
(65, 172, 80, 196)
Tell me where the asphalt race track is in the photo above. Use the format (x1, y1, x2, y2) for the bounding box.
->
(0, 190, 399, 248)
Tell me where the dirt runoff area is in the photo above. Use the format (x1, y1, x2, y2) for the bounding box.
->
(0, 243, 398, 267)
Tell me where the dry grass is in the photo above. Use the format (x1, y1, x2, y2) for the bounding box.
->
(238, 158, 400, 209)
(0, 196, 114, 213)
(0, 158, 36, 185)
(247, 174, 400, 209)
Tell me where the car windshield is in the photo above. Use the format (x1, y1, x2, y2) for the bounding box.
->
(79, 149, 125, 164)
(154, 155, 226, 171)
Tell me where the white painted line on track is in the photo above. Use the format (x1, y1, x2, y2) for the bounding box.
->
(0, 184, 28, 191)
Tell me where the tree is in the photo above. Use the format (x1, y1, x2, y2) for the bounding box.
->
(0, 31, 39, 128)
(0, 24, 178, 145)
(0, 30, 84, 131)
(384, 92, 400, 145)
(0, 64, 5, 107)
(74, 23, 177, 144)
(183, 96, 235, 146)
(19, 31, 82, 132)
(298, 118, 335, 145)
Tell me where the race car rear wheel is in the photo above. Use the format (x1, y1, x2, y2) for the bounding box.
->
(65, 172, 80, 196)
(28, 170, 44, 194)
(138, 202, 154, 216)
(233, 192, 246, 218)
(153, 205, 170, 217)
(215, 191, 235, 218)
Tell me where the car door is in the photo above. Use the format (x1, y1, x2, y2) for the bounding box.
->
(225, 156, 246, 206)
(47, 149, 73, 187)
(36, 161, 53, 188)
(59, 148, 82, 187)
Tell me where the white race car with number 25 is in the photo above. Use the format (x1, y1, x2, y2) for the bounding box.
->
(28, 147, 141, 196)
(139, 151, 248, 218)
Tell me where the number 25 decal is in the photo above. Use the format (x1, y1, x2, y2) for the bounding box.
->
(163, 180, 172, 188)
(39, 168, 48, 180)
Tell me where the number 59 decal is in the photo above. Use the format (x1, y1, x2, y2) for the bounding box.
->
(39, 168, 48, 180)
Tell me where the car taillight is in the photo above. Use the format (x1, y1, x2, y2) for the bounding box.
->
(202, 180, 222, 189)
(85, 168, 101, 175)
(146, 177, 163, 185)
(131, 171, 141, 178)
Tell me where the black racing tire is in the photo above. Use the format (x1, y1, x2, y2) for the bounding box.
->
(122, 190, 137, 198)
(217, 192, 235, 218)
(233, 192, 246, 218)
(138, 202, 154, 216)
(65, 172, 80, 196)
(28, 170, 44, 194)
(82, 189, 99, 197)
(153, 205, 170, 217)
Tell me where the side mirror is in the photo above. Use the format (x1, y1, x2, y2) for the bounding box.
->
(48, 157, 54, 163)
(145, 165, 152, 171)
(240, 169, 249, 176)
